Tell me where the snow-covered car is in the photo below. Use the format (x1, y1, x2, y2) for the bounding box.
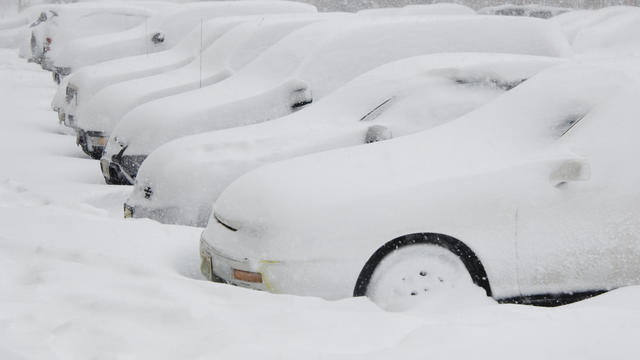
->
(127, 53, 561, 226)
(53, 4, 319, 128)
(478, 4, 571, 19)
(101, 16, 572, 185)
(72, 14, 336, 158)
(357, 3, 475, 16)
(27, 2, 162, 71)
(553, 6, 640, 54)
(200, 63, 640, 311)
(48, 1, 316, 83)
(52, 15, 247, 130)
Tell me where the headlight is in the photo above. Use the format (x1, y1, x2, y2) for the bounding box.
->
(85, 131, 109, 147)
(233, 269, 263, 283)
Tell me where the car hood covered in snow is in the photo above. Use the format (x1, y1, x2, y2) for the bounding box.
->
(105, 15, 572, 159)
(130, 53, 562, 226)
(210, 63, 636, 261)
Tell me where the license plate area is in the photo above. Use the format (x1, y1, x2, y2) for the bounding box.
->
(100, 159, 110, 178)
(200, 251, 213, 281)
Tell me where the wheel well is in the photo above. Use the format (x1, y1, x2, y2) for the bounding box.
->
(353, 233, 492, 297)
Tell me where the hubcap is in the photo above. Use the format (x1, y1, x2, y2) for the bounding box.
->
(366, 244, 473, 311)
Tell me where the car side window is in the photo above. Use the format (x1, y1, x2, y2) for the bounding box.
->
(360, 97, 395, 122)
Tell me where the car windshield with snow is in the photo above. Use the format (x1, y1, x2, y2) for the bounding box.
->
(199, 63, 640, 311)
(100, 15, 572, 185)
(126, 53, 562, 227)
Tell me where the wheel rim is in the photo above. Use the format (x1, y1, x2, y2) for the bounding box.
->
(366, 244, 473, 311)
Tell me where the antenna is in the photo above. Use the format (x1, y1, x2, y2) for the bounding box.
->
(145, 18, 149, 56)
(199, 18, 203, 88)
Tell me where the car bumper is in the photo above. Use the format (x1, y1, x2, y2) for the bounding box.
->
(76, 129, 107, 159)
(199, 233, 270, 291)
(122, 202, 206, 227)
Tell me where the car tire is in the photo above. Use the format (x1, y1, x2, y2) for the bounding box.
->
(353, 233, 492, 311)
(365, 243, 476, 311)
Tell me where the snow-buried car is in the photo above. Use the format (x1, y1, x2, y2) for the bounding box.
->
(72, 14, 340, 158)
(126, 53, 561, 226)
(201, 63, 640, 311)
(48, 1, 316, 83)
(101, 15, 572, 185)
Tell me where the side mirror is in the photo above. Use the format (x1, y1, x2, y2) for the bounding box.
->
(365, 125, 392, 144)
(151, 32, 165, 45)
(290, 87, 312, 111)
(550, 159, 590, 187)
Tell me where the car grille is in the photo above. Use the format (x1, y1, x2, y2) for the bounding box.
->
(65, 86, 77, 104)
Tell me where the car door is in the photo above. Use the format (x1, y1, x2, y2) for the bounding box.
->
(515, 98, 640, 298)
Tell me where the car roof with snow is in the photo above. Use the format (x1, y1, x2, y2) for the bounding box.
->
(110, 15, 572, 155)
(212, 63, 637, 240)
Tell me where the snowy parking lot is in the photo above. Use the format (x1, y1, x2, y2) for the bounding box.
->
(1, 45, 640, 359)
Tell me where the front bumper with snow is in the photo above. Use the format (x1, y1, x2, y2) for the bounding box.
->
(122, 201, 206, 227)
(199, 232, 270, 291)
(76, 129, 107, 159)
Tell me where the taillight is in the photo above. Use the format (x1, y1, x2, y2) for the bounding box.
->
(45, 37, 52, 44)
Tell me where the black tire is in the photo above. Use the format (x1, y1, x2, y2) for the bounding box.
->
(353, 233, 492, 298)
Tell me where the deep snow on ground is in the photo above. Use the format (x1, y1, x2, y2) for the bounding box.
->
(1, 48, 640, 359)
